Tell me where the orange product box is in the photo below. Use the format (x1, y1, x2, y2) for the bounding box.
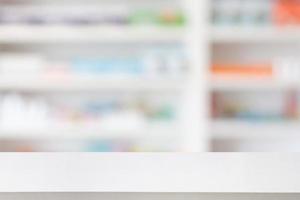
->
(273, 0, 300, 25)
(211, 64, 273, 78)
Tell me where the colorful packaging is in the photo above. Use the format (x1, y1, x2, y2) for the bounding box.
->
(273, 0, 300, 25)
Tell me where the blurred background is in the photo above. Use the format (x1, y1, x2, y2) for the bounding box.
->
(0, 0, 300, 152)
(0, 0, 188, 152)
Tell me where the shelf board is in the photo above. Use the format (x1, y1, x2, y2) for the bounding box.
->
(0, 77, 184, 92)
(211, 26, 300, 43)
(210, 79, 300, 91)
(0, 125, 178, 139)
(0, 25, 184, 43)
(211, 120, 300, 140)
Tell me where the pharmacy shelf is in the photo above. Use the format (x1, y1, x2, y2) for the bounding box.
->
(211, 120, 300, 140)
(0, 25, 184, 43)
(211, 26, 300, 43)
(0, 153, 300, 193)
(210, 79, 300, 91)
(0, 130, 138, 140)
(0, 125, 179, 140)
(0, 77, 184, 92)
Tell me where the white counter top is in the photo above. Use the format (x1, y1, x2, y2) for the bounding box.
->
(0, 153, 299, 193)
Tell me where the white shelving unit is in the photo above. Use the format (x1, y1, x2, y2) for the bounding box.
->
(211, 26, 300, 43)
(0, 25, 183, 43)
(211, 120, 300, 140)
(0, 77, 184, 92)
(210, 79, 300, 91)
(207, 0, 300, 152)
(0, 127, 179, 140)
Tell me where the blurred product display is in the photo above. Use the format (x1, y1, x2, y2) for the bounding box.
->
(212, 0, 300, 27)
(0, 93, 178, 131)
(274, 0, 300, 25)
(211, 63, 273, 79)
(212, 91, 298, 120)
(0, 47, 187, 79)
(0, 0, 191, 152)
(5, 0, 300, 153)
(212, 0, 272, 26)
(0, 5, 185, 26)
(0, 92, 180, 152)
(211, 59, 300, 82)
(209, 0, 300, 152)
